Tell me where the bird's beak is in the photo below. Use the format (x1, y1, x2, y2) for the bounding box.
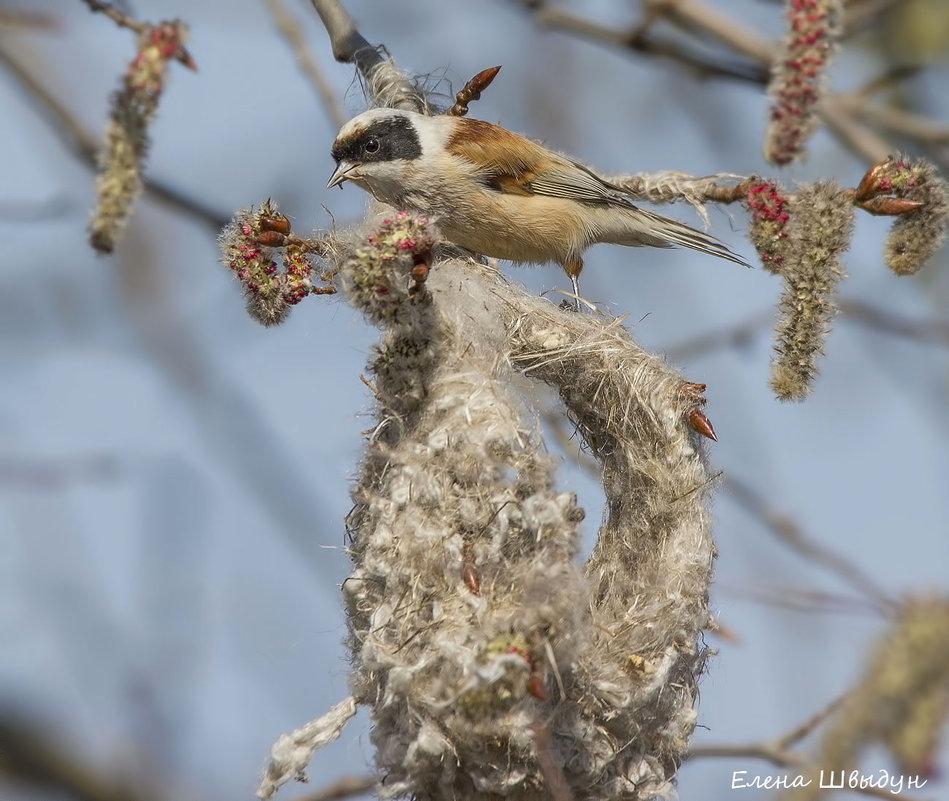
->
(327, 160, 358, 189)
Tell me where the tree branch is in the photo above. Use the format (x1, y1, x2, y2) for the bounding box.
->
(290, 774, 377, 801)
(0, 715, 155, 801)
(686, 692, 935, 801)
(264, 0, 347, 129)
(0, 43, 227, 230)
(662, 298, 949, 363)
(527, 5, 768, 84)
(308, 0, 422, 110)
(724, 474, 894, 613)
(517, 0, 928, 164)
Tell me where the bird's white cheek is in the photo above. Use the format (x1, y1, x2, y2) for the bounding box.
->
(353, 162, 412, 207)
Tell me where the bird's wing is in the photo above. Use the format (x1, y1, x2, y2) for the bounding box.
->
(523, 160, 636, 207)
(448, 118, 632, 205)
(521, 159, 752, 268)
(447, 118, 750, 267)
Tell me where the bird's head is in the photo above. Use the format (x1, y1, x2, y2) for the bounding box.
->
(327, 108, 426, 198)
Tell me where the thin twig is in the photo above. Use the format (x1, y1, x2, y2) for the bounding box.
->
(540, 407, 599, 476)
(527, 5, 767, 85)
(0, 195, 73, 219)
(852, 65, 923, 100)
(0, 43, 227, 230)
(309, 0, 382, 74)
(687, 740, 801, 767)
(724, 474, 894, 613)
(308, 0, 420, 110)
(80, 0, 196, 70)
(843, 0, 905, 35)
(852, 102, 949, 145)
(719, 583, 887, 617)
(0, 10, 58, 29)
(641, 0, 773, 63)
(664, 299, 949, 362)
(686, 692, 843, 761)
(0, 715, 156, 801)
(779, 693, 848, 748)
(663, 310, 772, 361)
(290, 774, 377, 801)
(686, 693, 934, 801)
(817, 99, 892, 164)
(0, 454, 118, 489)
(518, 0, 903, 164)
(264, 0, 347, 130)
(839, 298, 949, 345)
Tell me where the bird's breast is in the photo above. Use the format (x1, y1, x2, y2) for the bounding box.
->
(410, 177, 594, 264)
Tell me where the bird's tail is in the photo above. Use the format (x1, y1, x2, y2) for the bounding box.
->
(615, 206, 751, 268)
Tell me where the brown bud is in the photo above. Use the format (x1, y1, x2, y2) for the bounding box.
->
(707, 618, 740, 643)
(857, 196, 925, 216)
(854, 158, 893, 201)
(412, 261, 429, 282)
(527, 671, 547, 701)
(178, 48, 198, 71)
(463, 563, 480, 595)
(256, 230, 287, 247)
(260, 214, 292, 235)
(688, 408, 717, 441)
(447, 65, 502, 117)
(466, 65, 501, 96)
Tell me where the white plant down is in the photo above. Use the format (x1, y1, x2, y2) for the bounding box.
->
(256, 204, 716, 800)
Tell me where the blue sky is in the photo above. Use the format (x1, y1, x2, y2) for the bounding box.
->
(2, 2, 948, 800)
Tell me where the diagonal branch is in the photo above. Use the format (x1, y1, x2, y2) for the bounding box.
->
(724, 474, 894, 613)
(0, 43, 227, 230)
(686, 692, 935, 801)
(0, 9, 58, 29)
(308, 0, 422, 110)
(527, 5, 768, 84)
(0, 715, 159, 801)
(517, 0, 902, 163)
(662, 299, 949, 363)
(264, 0, 347, 129)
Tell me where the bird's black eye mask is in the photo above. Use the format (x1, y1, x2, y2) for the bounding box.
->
(331, 115, 422, 165)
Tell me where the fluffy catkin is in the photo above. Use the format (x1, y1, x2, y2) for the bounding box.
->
(770, 181, 854, 401)
(883, 160, 949, 276)
(779, 595, 949, 801)
(745, 178, 792, 273)
(89, 21, 187, 253)
(269, 208, 715, 801)
(218, 201, 323, 326)
(764, 0, 843, 166)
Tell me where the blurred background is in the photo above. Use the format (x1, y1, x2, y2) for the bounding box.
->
(1, 1, 947, 800)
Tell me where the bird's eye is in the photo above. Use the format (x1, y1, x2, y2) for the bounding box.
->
(364, 137, 380, 154)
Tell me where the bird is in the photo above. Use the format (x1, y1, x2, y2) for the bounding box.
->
(327, 107, 749, 308)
